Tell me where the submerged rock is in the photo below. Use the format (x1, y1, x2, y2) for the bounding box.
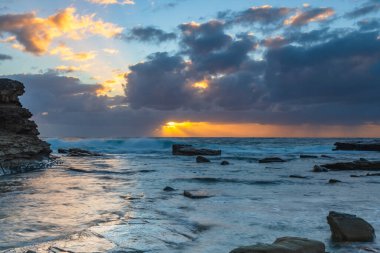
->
(328, 179, 341, 184)
(163, 186, 175, 192)
(319, 159, 380, 171)
(183, 190, 213, 199)
(327, 211, 375, 242)
(0, 79, 51, 176)
(334, 141, 380, 152)
(172, 144, 221, 156)
(313, 165, 328, 172)
(221, 160, 230, 165)
(259, 157, 286, 163)
(289, 175, 308, 179)
(300, 154, 318, 159)
(58, 148, 102, 157)
(196, 155, 210, 163)
(230, 237, 325, 253)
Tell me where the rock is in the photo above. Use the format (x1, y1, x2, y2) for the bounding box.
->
(320, 159, 380, 171)
(328, 179, 341, 184)
(58, 148, 102, 157)
(183, 190, 212, 199)
(259, 157, 286, 163)
(327, 211, 375, 242)
(0, 79, 52, 176)
(289, 175, 308, 179)
(230, 237, 325, 253)
(313, 165, 328, 172)
(172, 144, 221, 156)
(334, 141, 380, 152)
(163, 186, 175, 192)
(321, 155, 333, 158)
(196, 156, 210, 163)
(300, 154, 318, 159)
(221, 160, 230, 165)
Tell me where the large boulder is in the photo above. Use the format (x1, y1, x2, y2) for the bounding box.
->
(230, 237, 325, 253)
(318, 159, 380, 171)
(172, 144, 221, 156)
(334, 141, 380, 152)
(0, 79, 51, 175)
(327, 211, 375, 242)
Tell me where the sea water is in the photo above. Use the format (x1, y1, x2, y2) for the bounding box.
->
(0, 138, 379, 252)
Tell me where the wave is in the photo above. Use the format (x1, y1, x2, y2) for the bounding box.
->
(46, 138, 176, 154)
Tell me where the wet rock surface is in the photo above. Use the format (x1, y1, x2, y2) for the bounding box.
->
(172, 144, 221, 156)
(230, 237, 325, 253)
(183, 190, 213, 199)
(327, 211, 375, 242)
(0, 79, 51, 176)
(334, 141, 380, 152)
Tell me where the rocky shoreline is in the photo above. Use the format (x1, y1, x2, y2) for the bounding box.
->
(0, 79, 52, 176)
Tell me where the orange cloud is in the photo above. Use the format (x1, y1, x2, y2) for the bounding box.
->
(55, 65, 82, 73)
(158, 121, 380, 138)
(87, 0, 135, 5)
(50, 44, 96, 61)
(284, 8, 334, 26)
(0, 7, 123, 55)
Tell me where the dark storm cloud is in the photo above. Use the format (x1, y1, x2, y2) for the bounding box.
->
(345, 0, 380, 18)
(120, 26, 177, 43)
(0, 53, 12, 61)
(264, 31, 380, 107)
(2, 72, 165, 137)
(357, 18, 380, 31)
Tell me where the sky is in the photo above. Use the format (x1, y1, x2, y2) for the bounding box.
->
(1, 0, 380, 137)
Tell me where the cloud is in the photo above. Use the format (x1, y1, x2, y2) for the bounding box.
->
(0, 53, 12, 61)
(345, 0, 380, 19)
(50, 44, 96, 61)
(87, 0, 134, 5)
(219, 5, 292, 27)
(0, 7, 122, 55)
(103, 48, 119, 55)
(284, 7, 334, 26)
(54, 65, 82, 73)
(120, 26, 177, 43)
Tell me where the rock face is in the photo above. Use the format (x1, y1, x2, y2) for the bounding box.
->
(172, 144, 221, 156)
(230, 237, 325, 253)
(327, 211, 375, 242)
(319, 159, 380, 171)
(0, 79, 51, 175)
(334, 141, 380, 151)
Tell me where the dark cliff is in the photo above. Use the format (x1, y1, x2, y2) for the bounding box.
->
(0, 79, 52, 175)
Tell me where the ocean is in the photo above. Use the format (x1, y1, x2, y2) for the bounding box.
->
(0, 138, 379, 252)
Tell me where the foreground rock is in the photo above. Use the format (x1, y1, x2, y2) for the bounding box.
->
(172, 144, 221, 156)
(259, 157, 286, 163)
(327, 211, 375, 242)
(58, 148, 102, 157)
(318, 159, 380, 171)
(334, 141, 380, 152)
(0, 79, 51, 176)
(230, 237, 325, 253)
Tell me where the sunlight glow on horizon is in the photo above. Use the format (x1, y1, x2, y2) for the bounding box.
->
(158, 121, 380, 138)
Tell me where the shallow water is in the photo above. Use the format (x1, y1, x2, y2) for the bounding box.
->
(1, 138, 380, 252)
